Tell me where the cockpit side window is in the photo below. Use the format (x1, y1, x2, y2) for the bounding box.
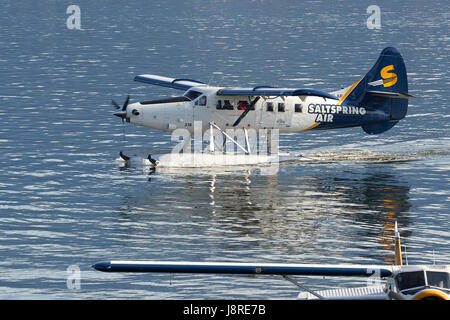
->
(427, 272, 450, 288)
(198, 96, 206, 106)
(184, 90, 202, 101)
(195, 95, 207, 106)
(395, 271, 426, 291)
(193, 95, 207, 106)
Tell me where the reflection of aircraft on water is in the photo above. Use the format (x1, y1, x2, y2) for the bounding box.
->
(118, 165, 412, 261)
(144, 166, 412, 253)
(93, 222, 449, 300)
(112, 47, 413, 168)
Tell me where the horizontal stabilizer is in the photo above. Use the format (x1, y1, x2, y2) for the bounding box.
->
(134, 74, 205, 91)
(92, 261, 393, 277)
(366, 91, 415, 99)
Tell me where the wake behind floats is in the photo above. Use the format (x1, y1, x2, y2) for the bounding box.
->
(113, 47, 413, 168)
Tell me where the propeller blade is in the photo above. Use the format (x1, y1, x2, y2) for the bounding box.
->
(112, 100, 121, 109)
(122, 95, 130, 111)
(233, 97, 260, 127)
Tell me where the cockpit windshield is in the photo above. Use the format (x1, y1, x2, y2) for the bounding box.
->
(396, 271, 425, 291)
(184, 90, 202, 101)
(396, 270, 450, 292)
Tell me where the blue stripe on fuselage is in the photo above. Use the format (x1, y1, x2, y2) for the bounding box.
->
(306, 102, 390, 130)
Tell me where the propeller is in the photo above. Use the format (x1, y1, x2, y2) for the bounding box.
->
(112, 95, 130, 121)
(232, 96, 260, 127)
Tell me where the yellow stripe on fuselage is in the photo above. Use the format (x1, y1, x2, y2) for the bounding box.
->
(337, 78, 362, 105)
(301, 122, 320, 132)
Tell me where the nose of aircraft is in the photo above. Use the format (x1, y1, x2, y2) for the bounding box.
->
(112, 95, 130, 120)
(113, 101, 141, 122)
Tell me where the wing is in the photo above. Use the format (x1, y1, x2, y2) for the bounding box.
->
(93, 261, 393, 277)
(217, 87, 338, 100)
(134, 74, 206, 91)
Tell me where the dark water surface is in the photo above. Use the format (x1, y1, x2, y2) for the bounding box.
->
(0, 1, 448, 298)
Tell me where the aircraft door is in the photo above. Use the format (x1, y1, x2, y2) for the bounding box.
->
(285, 98, 293, 128)
(212, 98, 234, 129)
(182, 100, 193, 130)
(254, 98, 264, 128)
(259, 100, 277, 128)
(193, 94, 210, 132)
(236, 99, 257, 127)
(275, 100, 287, 129)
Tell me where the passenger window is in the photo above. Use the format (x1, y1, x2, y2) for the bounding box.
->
(278, 103, 285, 112)
(223, 100, 234, 110)
(238, 101, 248, 110)
(295, 104, 302, 113)
(266, 102, 273, 112)
(216, 100, 222, 110)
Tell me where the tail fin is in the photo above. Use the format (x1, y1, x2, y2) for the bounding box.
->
(337, 47, 411, 134)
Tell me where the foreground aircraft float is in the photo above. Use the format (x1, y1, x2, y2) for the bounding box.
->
(93, 222, 449, 300)
(113, 47, 413, 167)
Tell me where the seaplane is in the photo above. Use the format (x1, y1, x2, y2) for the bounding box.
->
(112, 47, 413, 168)
(93, 222, 449, 300)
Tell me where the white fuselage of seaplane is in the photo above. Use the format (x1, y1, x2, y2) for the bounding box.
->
(126, 86, 360, 133)
(124, 85, 363, 134)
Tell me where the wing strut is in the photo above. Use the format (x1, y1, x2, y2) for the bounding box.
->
(232, 97, 260, 127)
(209, 122, 250, 154)
(282, 275, 325, 300)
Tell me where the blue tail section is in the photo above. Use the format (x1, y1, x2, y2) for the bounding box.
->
(340, 47, 409, 134)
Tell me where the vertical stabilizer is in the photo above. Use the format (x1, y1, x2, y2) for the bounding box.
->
(334, 47, 410, 134)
